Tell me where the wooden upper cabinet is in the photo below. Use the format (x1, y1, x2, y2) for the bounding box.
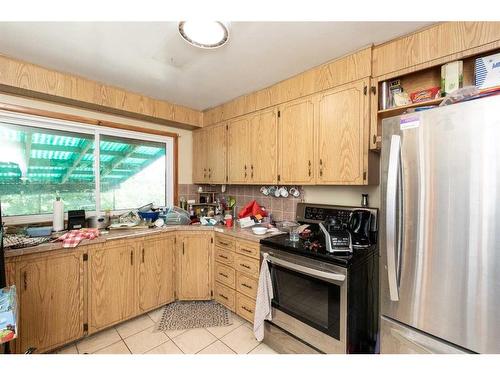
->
(192, 128, 207, 183)
(228, 116, 251, 184)
(16, 251, 84, 353)
(177, 233, 212, 300)
(207, 122, 227, 183)
(138, 235, 175, 312)
(279, 98, 315, 184)
(317, 78, 369, 185)
(372, 22, 500, 77)
(249, 108, 278, 184)
(88, 240, 137, 333)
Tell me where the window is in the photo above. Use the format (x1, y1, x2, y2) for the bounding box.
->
(0, 111, 174, 222)
(99, 135, 167, 211)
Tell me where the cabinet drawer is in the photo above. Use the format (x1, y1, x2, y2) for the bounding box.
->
(236, 272, 258, 300)
(215, 234, 236, 251)
(215, 282, 235, 312)
(215, 262, 236, 288)
(236, 292, 256, 323)
(236, 240, 260, 259)
(235, 254, 260, 278)
(214, 246, 234, 266)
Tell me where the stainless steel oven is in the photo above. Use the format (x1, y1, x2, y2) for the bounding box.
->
(261, 246, 347, 354)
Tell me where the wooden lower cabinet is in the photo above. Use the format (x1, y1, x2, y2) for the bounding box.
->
(214, 282, 236, 311)
(176, 233, 213, 300)
(213, 233, 259, 324)
(236, 272, 258, 300)
(15, 250, 85, 354)
(8, 231, 256, 352)
(236, 292, 256, 323)
(138, 234, 175, 313)
(88, 240, 137, 333)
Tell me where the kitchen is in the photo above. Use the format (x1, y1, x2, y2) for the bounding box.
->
(0, 2, 499, 372)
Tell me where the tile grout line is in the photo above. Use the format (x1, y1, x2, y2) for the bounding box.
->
(192, 334, 222, 354)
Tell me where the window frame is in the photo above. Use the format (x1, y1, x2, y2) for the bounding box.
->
(0, 108, 177, 225)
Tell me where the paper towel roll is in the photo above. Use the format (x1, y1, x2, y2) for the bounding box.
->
(53, 197, 64, 232)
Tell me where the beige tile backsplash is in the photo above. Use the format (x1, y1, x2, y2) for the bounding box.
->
(178, 184, 304, 221)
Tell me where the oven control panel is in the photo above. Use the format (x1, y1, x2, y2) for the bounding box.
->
(303, 206, 351, 223)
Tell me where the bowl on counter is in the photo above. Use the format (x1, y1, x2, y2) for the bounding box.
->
(138, 211, 160, 222)
(251, 226, 268, 235)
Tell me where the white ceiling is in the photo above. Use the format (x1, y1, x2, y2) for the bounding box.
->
(0, 22, 433, 110)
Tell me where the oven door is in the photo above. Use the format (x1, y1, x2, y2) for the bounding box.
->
(261, 246, 347, 354)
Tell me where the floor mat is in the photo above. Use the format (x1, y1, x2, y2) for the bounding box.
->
(156, 300, 232, 331)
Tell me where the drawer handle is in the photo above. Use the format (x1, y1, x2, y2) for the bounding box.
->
(219, 293, 228, 300)
(242, 306, 253, 313)
(242, 283, 253, 289)
(240, 248, 253, 254)
(240, 263, 251, 269)
(219, 272, 229, 278)
(219, 241, 230, 246)
(219, 254, 228, 259)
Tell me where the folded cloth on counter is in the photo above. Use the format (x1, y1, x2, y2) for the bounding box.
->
(56, 228, 100, 248)
(253, 252, 273, 341)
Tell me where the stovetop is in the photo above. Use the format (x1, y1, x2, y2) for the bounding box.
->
(260, 230, 376, 267)
(260, 203, 378, 268)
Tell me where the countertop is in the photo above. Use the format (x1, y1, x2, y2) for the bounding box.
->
(4, 224, 281, 259)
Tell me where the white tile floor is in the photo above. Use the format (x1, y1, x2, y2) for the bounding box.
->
(56, 307, 277, 355)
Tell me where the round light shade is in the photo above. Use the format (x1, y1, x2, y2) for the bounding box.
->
(178, 21, 229, 49)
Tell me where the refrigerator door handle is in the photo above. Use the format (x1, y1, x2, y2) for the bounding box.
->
(386, 134, 401, 301)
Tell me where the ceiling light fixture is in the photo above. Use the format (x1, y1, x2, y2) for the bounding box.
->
(178, 21, 229, 49)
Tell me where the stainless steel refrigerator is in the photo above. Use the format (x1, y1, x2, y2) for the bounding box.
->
(380, 95, 500, 354)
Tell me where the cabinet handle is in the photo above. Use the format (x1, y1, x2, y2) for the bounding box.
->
(319, 159, 323, 177)
(219, 293, 228, 300)
(219, 254, 228, 259)
(242, 283, 252, 289)
(130, 250, 134, 266)
(308, 160, 312, 176)
(23, 271, 27, 291)
(242, 306, 253, 313)
(142, 248, 145, 263)
(240, 263, 251, 269)
(183, 243, 185, 255)
(219, 272, 228, 278)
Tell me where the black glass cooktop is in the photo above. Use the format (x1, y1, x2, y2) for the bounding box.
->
(260, 231, 376, 267)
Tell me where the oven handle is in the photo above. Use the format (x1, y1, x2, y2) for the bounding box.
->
(266, 253, 346, 283)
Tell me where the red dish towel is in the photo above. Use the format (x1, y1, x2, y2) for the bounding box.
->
(57, 228, 100, 248)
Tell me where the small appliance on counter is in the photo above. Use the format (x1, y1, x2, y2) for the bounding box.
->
(86, 215, 110, 229)
(67, 210, 86, 230)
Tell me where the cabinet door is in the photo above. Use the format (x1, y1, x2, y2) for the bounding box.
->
(177, 234, 212, 300)
(138, 235, 175, 312)
(317, 79, 368, 185)
(207, 122, 227, 184)
(16, 252, 84, 353)
(227, 116, 251, 184)
(279, 98, 315, 184)
(192, 129, 207, 183)
(88, 241, 136, 333)
(250, 108, 278, 184)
